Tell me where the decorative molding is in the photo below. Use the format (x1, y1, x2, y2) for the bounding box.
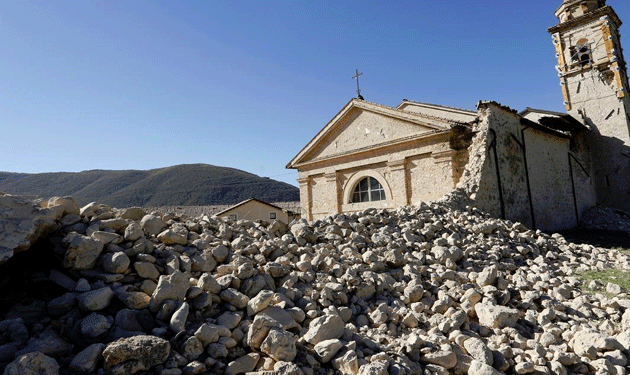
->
(432, 150, 456, 163)
(387, 159, 406, 171)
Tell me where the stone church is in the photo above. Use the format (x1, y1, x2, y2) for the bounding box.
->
(287, 0, 630, 232)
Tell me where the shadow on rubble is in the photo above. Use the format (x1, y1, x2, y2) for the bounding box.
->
(557, 228, 630, 250)
(0, 236, 67, 320)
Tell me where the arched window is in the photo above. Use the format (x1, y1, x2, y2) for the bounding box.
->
(575, 39, 591, 66)
(351, 177, 386, 203)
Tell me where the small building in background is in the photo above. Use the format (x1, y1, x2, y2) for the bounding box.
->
(215, 198, 300, 223)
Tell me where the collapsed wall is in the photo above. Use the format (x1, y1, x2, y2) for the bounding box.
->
(456, 102, 597, 232)
(0, 194, 629, 375)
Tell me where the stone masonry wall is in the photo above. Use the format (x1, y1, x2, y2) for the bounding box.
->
(457, 102, 597, 232)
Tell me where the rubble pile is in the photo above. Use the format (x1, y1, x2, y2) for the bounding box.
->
(580, 205, 630, 233)
(1, 193, 630, 375)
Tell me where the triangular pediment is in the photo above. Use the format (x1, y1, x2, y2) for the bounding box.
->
(288, 99, 454, 168)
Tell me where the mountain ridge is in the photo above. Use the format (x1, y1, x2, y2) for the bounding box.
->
(0, 164, 299, 207)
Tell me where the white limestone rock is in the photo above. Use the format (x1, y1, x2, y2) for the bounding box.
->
(220, 288, 249, 309)
(420, 350, 458, 369)
(150, 270, 189, 311)
(475, 302, 518, 329)
(313, 339, 343, 363)
(169, 302, 189, 333)
(102, 252, 130, 274)
(260, 327, 297, 362)
(124, 222, 144, 241)
(303, 313, 345, 345)
(247, 290, 275, 316)
(463, 337, 493, 365)
(140, 215, 167, 236)
(333, 350, 360, 375)
(0, 194, 64, 265)
(157, 227, 188, 245)
(468, 359, 502, 375)
(62, 233, 104, 270)
(226, 352, 259, 375)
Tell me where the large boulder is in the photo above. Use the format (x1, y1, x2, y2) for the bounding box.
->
(62, 233, 104, 270)
(102, 335, 170, 374)
(150, 270, 189, 311)
(0, 194, 65, 264)
(475, 302, 518, 329)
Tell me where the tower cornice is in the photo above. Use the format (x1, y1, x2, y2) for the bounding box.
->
(548, 6, 621, 34)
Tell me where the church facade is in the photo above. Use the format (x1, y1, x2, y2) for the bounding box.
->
(287, 0, 630, 232)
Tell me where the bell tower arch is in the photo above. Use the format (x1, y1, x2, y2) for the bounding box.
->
(549, 0, 630, 211)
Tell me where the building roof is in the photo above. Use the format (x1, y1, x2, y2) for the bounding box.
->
(519, 107, 568, 118)
(215, 197, 296, 216)
(286, 98, 461, 169)
(397, 99, 477, 116)
(520, 107, 590, 133)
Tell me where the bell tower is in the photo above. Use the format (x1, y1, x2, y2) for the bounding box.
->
(549, 0, 630, 211)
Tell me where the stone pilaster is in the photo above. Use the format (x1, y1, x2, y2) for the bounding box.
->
(387, 159, 409, 207)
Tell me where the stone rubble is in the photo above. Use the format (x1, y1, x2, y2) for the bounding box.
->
(0, 193, 629, 375)
(580, 205, 630, 232)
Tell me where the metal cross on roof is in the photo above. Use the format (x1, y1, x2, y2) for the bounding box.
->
(352, 69, 364, 100)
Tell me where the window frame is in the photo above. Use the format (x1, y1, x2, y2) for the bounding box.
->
(269, 212, 277, 220)
(350, 176, 386, 203)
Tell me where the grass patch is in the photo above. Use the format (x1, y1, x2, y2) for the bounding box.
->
(576, 268, 630, 298)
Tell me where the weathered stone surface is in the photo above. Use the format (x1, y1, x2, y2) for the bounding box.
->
(463, 337, 493, 365)
(4, 351, 60, 375)
(16, 329, 73, 358)
(140, 215, 167, 236)
(226, 352, 259, 374)
(81, 312, 113, 338)
(62, 233, 105, 270)
(260, 328, 297, 361)
(69, 343, 105, 374)
(303, 313, 345, 345)
(102, 251, 130, 274)
(157, 227, 188, 245)
(314, 338, 342, 363)
(91, 231, 123, 245)
(102, 335, 170, 374)
(475, 302, 519, 329)
(170, 302, 189, 333)
(120, 207, 145, 221)
(3, 191, 630, 375)
(246, 315, 281, 349)
(333, 350, 359, 375)
(150, 270, 189, 310)
(468, 359, 502, 375)
(134, 261, 160, 279)
(220, 288, 249, 309)
(77, 287, 114, 311)
(0, 194, 64, 265)
(257, 306, 299, 330)
(420, 350, 458, 369)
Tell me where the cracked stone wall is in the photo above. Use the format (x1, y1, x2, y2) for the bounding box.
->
(457, 102, 596, 232)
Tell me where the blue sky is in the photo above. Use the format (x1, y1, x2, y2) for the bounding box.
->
(1, 1, 628, 187)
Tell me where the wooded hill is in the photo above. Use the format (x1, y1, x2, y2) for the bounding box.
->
(0, 164, 299, 207)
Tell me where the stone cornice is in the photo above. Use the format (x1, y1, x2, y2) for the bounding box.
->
(287, 98, 457, 169)
(291, 129, 451, 170)
(548, 6, 621, 34)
